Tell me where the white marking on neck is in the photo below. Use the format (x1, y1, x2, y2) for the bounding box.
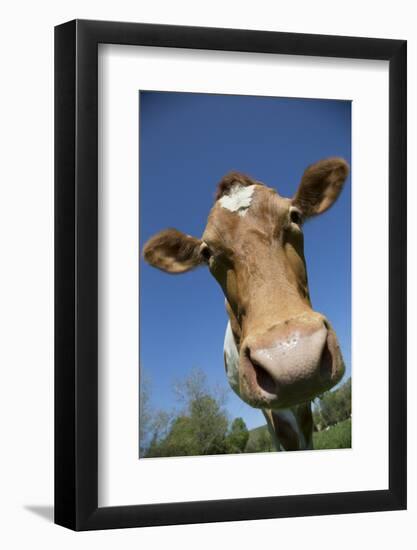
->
(265, 409, 309, 451)
(219, 184, 256, 217)
(223, 322, 240, 395)
(276, 409, 307, 450)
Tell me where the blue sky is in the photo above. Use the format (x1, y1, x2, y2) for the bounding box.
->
(139, 91, 351, 430)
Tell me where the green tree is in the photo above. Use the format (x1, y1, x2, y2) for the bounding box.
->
(189, 395, 229, 454)
(147, 416, 196, 457)
(225, 417, 249, 453)
(145, 368, 230, 457)
(313, 377, 351, 430)
(139, 370, 172, 457)
(139, 371, 152, 457)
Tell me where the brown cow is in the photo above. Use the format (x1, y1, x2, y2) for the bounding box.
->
(143, 158, 349, 451)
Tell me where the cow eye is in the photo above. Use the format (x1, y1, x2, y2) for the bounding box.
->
(200, 243, 212, 261)
(290, 208, 303, 226)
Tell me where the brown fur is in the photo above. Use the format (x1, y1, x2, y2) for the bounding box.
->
(143, 158, 349, 449)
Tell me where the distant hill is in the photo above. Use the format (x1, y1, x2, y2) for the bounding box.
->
(248, 424, 268, 441)
(245, 424, 273, 453)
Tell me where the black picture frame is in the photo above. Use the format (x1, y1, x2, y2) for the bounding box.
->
(55, 19, 407, 531)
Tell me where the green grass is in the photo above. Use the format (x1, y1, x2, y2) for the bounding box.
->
(245, 417, 351, 452)
(313, 418, 351, 450)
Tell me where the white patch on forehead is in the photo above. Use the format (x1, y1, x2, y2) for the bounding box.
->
(219, 184, 256, 217)
(223, 322, 240, 396)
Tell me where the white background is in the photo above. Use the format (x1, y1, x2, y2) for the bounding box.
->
(99, 45, 389, 506)
(0, 1, 415, 548)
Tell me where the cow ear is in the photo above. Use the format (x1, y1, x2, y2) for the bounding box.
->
(292, 158, 349, 218)
(143, 228, 204, 274)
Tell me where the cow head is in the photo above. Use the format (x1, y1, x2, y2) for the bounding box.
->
(143, 158, 348, 410)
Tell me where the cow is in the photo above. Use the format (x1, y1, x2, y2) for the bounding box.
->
(143, 158, 349, 451)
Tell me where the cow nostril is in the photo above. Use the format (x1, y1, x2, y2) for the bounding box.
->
(245, 348, 277, 395)
(254, 362, 276, 394)
(319, 339, 333, 378)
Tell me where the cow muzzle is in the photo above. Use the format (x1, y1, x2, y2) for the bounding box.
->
(239, 314, 345, 409)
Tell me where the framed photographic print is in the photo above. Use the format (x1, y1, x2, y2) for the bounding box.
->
(55, 19, 407, 530)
